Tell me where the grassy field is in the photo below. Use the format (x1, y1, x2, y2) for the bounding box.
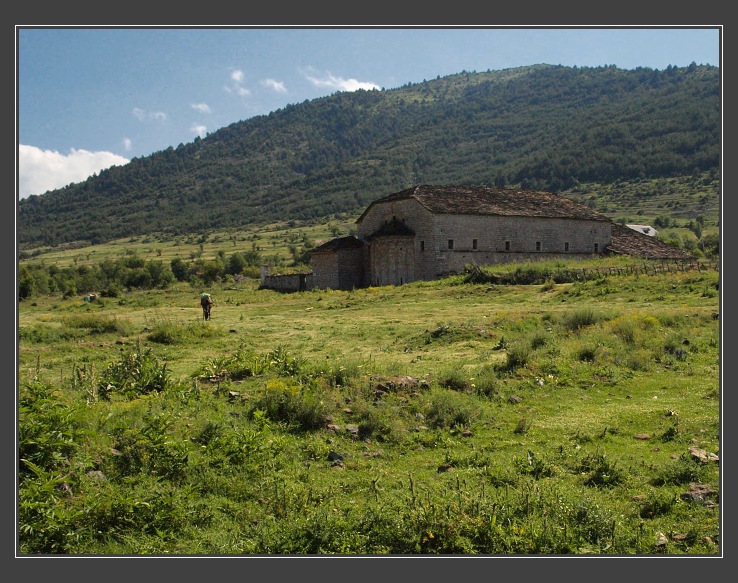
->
(17, 255, 721, 555)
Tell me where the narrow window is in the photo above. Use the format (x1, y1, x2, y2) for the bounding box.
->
(564, 242, 570, 252)
(594, 243, 599, 253)
(448, 239, 454, 250)
(536, 241, 541, 251)
(420, 240, 425, 252)
(472, 239, 478, 250)
(505, 241, 511, 251)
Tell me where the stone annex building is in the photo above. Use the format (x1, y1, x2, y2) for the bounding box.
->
(262, 184, 691, 292)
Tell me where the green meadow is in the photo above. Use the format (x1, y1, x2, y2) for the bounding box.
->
(17, 255, 720, 555)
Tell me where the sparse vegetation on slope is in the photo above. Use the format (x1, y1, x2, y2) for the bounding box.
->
(18, 64, 719, 249)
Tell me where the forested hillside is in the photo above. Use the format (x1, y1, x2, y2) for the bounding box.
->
(17, 63, 720, 249)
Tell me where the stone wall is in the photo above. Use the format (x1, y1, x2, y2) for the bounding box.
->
(311, 246, 364, 290)
(428, 214, 611, 275)
(260, 266, 315, 292)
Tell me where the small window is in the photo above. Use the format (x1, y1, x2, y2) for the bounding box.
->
(564, 242, 570, 252)
(505, 241, 511, 251)
(594, 243, 599, 253)
(420, 240, 425, 252)
(448, 239, 454, 250)
(536, 241, 541, 251)
(472, 239, 478, 250)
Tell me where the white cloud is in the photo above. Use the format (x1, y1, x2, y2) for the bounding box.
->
(18, 145, 129, 199)
(191, 103, 212, 114)
(190, 124, 207, 138)
(302, 68, 380, 92)
(226, 69, 252, 99)
(261, 78, 287, 93)
(132, 107, 167, 122)
(123, 137, 132, 151)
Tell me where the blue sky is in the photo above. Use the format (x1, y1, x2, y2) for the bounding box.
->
(16, 26, 721, 199)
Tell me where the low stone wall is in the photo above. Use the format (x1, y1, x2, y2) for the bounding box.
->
(260, 266, 315, 292)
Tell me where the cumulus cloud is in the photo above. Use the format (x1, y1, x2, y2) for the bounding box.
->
(132, 107, 167, 122)
(225, 69, 252, 98)
(261, 78, 287, 93)
(190, 124, 207, 138)
(302, 68, 380, 92)
(18, 145, 129, 199)
(191, 103, 212, 114)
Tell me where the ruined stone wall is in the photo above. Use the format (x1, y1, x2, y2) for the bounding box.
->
(260, 266, 315, 292)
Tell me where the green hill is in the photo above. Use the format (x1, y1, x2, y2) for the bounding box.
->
(18, 63, 720, 249)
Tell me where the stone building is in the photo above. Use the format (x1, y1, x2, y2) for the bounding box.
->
(308, 184, 691, 291)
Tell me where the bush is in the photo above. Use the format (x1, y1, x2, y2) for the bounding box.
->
(98, 344, 175, 400)
(650, 456, 706, 486)
(426, 388, 477, 429)
(577, 452, 626, 487)
(18, 380, 83, 477)
(250, 380, 329, 432)
(562, 308, 604, 332)
(497, 345, 531, 373)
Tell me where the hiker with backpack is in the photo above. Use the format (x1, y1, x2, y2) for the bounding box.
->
(200, 292, 213, 320)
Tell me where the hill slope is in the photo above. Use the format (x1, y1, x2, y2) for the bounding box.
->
(17, 63, 720, 249)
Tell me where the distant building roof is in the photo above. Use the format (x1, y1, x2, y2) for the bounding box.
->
(626, 224, 658, 237)
(310, 235, 364, 254)
(608, 223, 691, 260)
(357, 184, 611, 223)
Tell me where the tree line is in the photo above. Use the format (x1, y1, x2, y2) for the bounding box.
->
(17, 248, 274, 301)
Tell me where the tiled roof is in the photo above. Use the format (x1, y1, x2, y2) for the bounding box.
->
(608, 223, 692, 260)
(357, 185, 611, 223)
(310, 235, 364, 254)
(367, 217, 415, 239)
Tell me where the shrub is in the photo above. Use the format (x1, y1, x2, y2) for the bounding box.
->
(104, 413, 190, 482)
(437, 366, 472, 392)
(638, 491, 677, 519)
(577, 452, 626, 487)
(650, 456, 707, 486)
(426, 388, 477, 429)
(562, 308, 603, 332)
(98, 344, 175, 400)
(18, 380, 83, 477)
(576, 346, 598, 363)
(514, 450, 554, 478)
(530, 332, 549, 350)
(266, 345, 306, 377)
(250, 380, 328, 432)
(496, 345, 531, 373)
